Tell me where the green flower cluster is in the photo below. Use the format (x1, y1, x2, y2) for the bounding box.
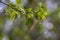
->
(5, 3, 25, 20)
(35, 3, 48, 20)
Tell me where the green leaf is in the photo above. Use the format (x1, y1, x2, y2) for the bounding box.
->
(16, 0, 22, 5)
(27, 8, 32, 12)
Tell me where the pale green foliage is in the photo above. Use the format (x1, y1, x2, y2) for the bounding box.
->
(5, 1, 48, 21)
(5, 1, 48, 32)
(35, 3, 48, 20)
(16, 0, 22, 5)
(5, 2, 25, 20)
(4, 0, 48, 40)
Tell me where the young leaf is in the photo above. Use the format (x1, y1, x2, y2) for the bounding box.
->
(16, 0, 22, 5)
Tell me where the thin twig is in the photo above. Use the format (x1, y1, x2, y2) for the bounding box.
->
(0, 1, 22, 13)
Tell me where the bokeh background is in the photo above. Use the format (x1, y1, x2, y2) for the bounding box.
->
(0, 0, 60, 40)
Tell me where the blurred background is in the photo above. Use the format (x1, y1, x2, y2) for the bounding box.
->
(0, 0, 60, 40)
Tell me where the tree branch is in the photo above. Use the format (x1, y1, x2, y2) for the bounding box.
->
(0, 1, 22, 13)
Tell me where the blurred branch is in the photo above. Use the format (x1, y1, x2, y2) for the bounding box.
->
(0, 1, 22, 13)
